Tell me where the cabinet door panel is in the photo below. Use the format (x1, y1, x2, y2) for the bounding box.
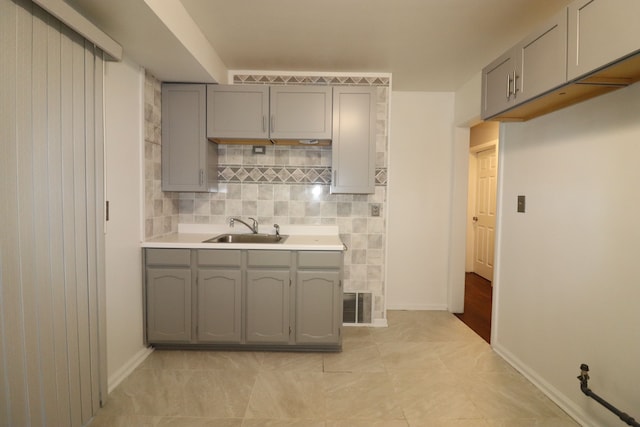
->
(197, 269, 242, 343)
(147, 268, 192, 343)
(270, 86, 332, 139)
(245, 270, 290, 344)
(207, 85, 269, 139)
(568, 0, 640, 80)
(161, 84, 207, 191)
(296, 271, 341, 345)
(330, 87, 376, 194)
(482, 51, 518, 119)
(518, 9, 567, 102)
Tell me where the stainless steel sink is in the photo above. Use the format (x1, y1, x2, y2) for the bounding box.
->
(202, 233, 287, 244)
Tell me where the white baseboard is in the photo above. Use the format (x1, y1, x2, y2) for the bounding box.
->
(107, 346, 154, 394)
(372, 318, 388, 327)
(492, 342, 595, 427)
(386, 304, 448, 311)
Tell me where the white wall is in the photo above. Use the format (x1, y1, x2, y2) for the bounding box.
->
(386, 91, 455, 310)
(453, 71, 481, 127)
(104, 57, 151, 391)
(494, 82, 640, 426)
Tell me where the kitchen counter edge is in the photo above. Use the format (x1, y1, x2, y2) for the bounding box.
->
(142, 233, 345, 251)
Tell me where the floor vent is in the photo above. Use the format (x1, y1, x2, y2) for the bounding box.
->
(343, 292, 372, 324)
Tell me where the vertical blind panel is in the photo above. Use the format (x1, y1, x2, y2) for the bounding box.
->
(0, 0, 105, 426)
(46, 12, 74, 427)
(17, 0, 43, 421)
(33, 6, 65, 426)
(61, 25, 84, 427)
(85, 42, 104, 415)
(95, 50, 109, 409)
(0, 0, 28, 426)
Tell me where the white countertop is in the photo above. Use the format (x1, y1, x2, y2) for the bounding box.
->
(142, 224, 345, 251)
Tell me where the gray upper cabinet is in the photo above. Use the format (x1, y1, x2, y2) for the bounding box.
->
(482, 10, 567, 120)
(206, 85, 269, 141)
(330, 86, 376, 194)
(196, 250, 242, 343)
(483, 0, 640, 121)
(162, 84, 217, 192)
(269, 86, 332, 140)
(516, 10, 567, 104)
(567, 0, 640, 80)
(482, 49, 520, 119)
(206, 84, 332, 143)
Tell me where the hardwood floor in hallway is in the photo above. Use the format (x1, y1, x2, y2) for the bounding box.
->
(455, 273, 493, 343)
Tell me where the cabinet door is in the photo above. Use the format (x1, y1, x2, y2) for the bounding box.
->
(481, 48, 520, 119)
(568, 0, 640, 80)
(161, 84, 209, 191)
(207, 85, 269, 140)
(147, 268, 192, 343)
(269, 86, 332, 140)
(330, 86, 376, 194)
(197, 269, 242, 343)
(517, 9, 567, 103)
(296, 270, 342, 345)
(245, 270, 291, 344)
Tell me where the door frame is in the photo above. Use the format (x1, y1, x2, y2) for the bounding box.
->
(466, 139, 498, 273)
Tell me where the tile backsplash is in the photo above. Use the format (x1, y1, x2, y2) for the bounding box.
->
(144, 72, 389, 321)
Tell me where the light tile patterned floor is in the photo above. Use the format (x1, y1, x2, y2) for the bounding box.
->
(90, 311, 579, 426)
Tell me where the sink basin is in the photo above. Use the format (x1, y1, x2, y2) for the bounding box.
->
(202, 233, 288, 244)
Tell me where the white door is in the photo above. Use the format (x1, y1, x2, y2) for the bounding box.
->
(473, 148, 498, 281)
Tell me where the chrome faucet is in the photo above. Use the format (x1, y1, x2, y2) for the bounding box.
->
(229, 217, 258, 234)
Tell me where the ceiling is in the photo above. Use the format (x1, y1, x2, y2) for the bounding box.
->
(66, 0, 572, 91)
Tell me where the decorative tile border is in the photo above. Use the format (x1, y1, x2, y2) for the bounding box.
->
(233, 74, 390, 86)
(218, 165, 387, 186)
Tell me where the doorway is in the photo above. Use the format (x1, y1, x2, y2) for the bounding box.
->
(459, 121, 499, 342)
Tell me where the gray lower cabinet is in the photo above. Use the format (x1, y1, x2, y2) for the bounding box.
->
(296, 271, 341, 344)
(146, 249, 192, 343)
(296, 251, 343, 345)
(196, 249, 242, 343)
(246, 269, 291, 344)
(144, 248, 343, 349)
(245, 250, 291, 344)
(197, 269, 242, 343)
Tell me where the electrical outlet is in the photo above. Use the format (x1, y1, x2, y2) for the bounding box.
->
(371, 204, 381, 217)
(517, 195, 526, 213)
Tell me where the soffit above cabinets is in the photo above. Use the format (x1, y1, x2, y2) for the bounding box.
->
(66, 0, 572, 91)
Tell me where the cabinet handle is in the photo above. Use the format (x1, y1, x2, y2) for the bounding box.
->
(512, 71, 519, 98)
(506, 73, 512, 100)
(271, 115, 275, 132)
(199, 169, 204, 186)
(333, 170, 337, 184)
(262, 115, 267, 132)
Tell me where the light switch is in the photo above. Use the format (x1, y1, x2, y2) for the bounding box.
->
(252, 145, 266, 155)
(517, 195, 526, 213)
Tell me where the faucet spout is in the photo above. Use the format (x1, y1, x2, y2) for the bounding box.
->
(229, 217, 259, 234)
